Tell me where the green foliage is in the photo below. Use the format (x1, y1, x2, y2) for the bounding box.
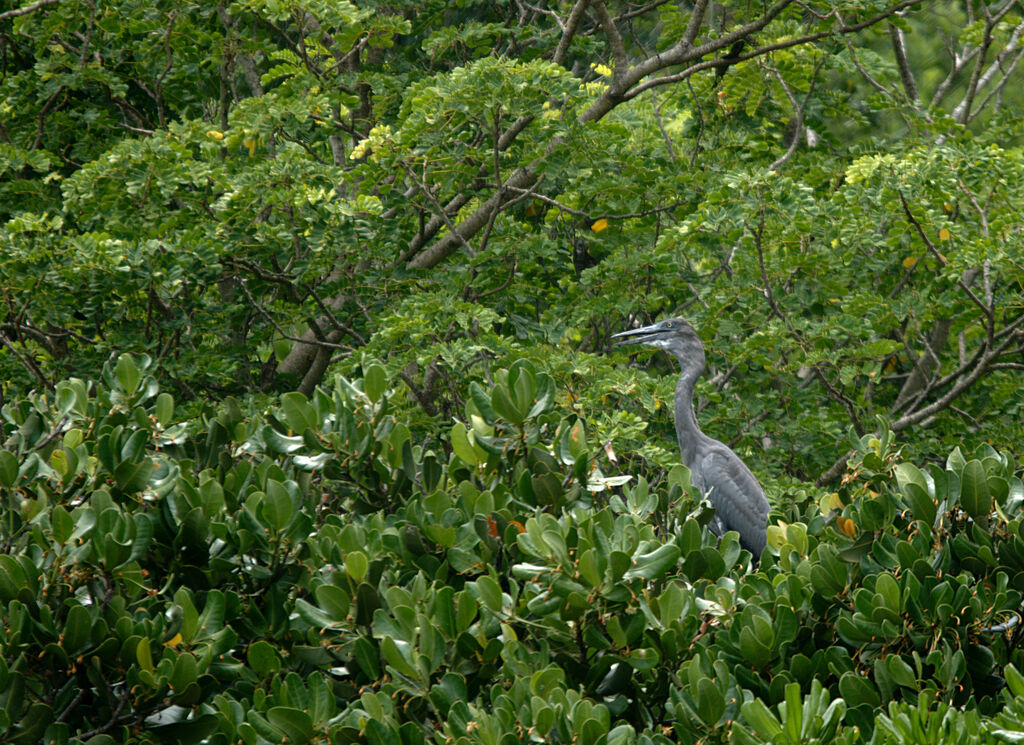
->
(3, 0, 1022, 486)
(1, 359, 1024, 743)
(3, 1, 1024, 743)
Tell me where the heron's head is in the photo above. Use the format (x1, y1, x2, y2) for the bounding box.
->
(612, 317, 705, 365)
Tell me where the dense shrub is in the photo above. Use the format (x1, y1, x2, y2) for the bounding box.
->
(1, 355, 1023, 744)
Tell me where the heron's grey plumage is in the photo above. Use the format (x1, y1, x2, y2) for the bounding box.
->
(613, 318, 769, 557)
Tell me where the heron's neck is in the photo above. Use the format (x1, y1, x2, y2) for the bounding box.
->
(674, 362, 705, 470)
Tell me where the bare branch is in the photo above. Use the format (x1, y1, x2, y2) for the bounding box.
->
(649, 87, 678, 161)
(895, 187, 992, 330)
(889, 23, 919, 102)
(592, 0, 628, 82)
(767, 56, 825, 171)
(614, 0, 674, 24)
(235, 281, 352, 351)
(407, 166, 539, 270)
(0, 332, 53, 390)
(553, 0, 591, 66)
(843, 36, 894, 96)
(616, 0, 920, 108)
(975, 44, 1024, 115)
(682, 0, 711, 50)
(400, 161, 480, 259)
(506, 186, 686, 221)
(891, 328, 1020, 433)
(0, 0, 58, 20)
(961, 17, 1024, 120)
(953, 19, 996, 123)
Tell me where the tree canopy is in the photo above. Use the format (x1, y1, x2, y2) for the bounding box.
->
(2, 0, 1024, 743)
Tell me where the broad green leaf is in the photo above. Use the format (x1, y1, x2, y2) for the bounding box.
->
(268, 707, 314, 745)
(961, 459, 992, 520)
(51, 505, 73, 544)
(136, 638, 154, 672)
(623, 543, 680, 580)
(450, 421, 479, 466)
(696, 677, 725, 725)
(0, 450, 18, 487)
(281, 392, 317, 434)
(61, 603, 91, 653)
(741, 699, 783, 739)
(364, 362, 387, 403)
(344, 551, 368, 583)
(491, 383, 523, 425)
(155, 392, 174, 426)
(261, 480, 292, 532)
(473, 575, 503, 613)
(315, 584, 351, 621)
(115, 354, 140, 396)
(380, 635, 418, 678)
(247, 641, 281, 676)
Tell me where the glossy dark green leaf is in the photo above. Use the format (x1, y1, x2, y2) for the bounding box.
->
(114, 458, 153, 493)
(10, 702, 53, 745)
(623, 543, 680, 581)
(491, 383, 523, 425)
(247, 641, 281, 676)
(695, 677, 725, 725)
(0, 450, 19, 487)
(315, 584, 351, 621)
(261, 479, 292, 532)
(469, 382, 498, 423)
(961, 459, 992, 520)
(61, 603, 91, 653)
(838, 671, 880, 708)
(268, 707, 314, 745)
(281, 391, 317, 434)
(741, 698, 783, 740)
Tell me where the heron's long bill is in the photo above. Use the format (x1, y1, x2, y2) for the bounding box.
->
(611, 320, 672, 347)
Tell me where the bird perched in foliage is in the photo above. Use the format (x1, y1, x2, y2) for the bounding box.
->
(613, 317, 769, 557)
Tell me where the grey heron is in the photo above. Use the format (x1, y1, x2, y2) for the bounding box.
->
(613, 318, 769, 557)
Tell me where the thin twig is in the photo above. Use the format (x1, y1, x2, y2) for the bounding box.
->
(0, 0, 58, 20)
(894, 186, 992, 331)
(235, 282, 352, 351)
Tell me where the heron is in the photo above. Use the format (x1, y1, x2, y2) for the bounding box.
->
(613, 317, 769, 557)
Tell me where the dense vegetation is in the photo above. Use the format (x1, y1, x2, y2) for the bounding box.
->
(2, 0, 1024, 743)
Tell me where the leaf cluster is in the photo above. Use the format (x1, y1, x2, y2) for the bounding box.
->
(2, 358, 1024, 744)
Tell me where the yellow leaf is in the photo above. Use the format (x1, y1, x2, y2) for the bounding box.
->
(902, 256, 918, 269)
(163, 632, 183, 648)
(938, 227, 950, 241)
(208, 130, 224, 140)
(838, 517, 856, 538)
(591, 218, 609, 233)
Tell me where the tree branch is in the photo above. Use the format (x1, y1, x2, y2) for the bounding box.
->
(553, 0, 591, 67)
(0, 0, 58, 20)
(889, 23, 919, 102)
(592, 0, 628, 82)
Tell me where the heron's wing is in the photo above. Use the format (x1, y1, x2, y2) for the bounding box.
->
(699, 445, 769, 555)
